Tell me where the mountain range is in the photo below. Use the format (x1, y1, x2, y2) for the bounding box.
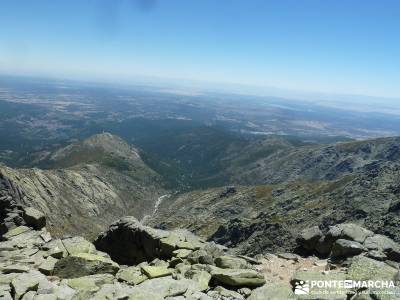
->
(2, 131, 400, 257)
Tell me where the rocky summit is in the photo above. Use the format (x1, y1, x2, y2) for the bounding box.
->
(2, 200, 400, 300)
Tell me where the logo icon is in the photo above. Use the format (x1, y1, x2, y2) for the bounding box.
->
(294, 280, 310, 295)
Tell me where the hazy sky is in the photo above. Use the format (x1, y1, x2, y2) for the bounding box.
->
(0, 0, 399, 98)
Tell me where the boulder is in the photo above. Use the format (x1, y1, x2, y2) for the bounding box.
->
(38, 256, 58, 275)
(184, 270, 211, 291)
(347, 256, 398, 281)
(140, 265, 173, 279)
(210, 267, 265, 287)
(335, 223, 373, 243)
(117, 267, 148, 285)
(63, 274, 114, 291)
(214, 256, 248, 269)
(211, 286, 244, 299)
(91, 283, 135, 300)
(61, 236, 96, 255)
(11, 271, 46, 300)
(42, 239, 67, 259)
(297, 226, 322, 251)
(331, 239, 365, 258)
(248, 283, 295, 300)
(22, 207, 46, 230)
(3, 226, 31, 239)
(187, 250, 214, 265)
(94, 217, 205, 265)
(53, 253, 119, 278)
(129, 277, 196, 298)
(364, 235, 400, 262)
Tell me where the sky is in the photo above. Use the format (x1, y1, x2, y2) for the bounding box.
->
(0, 0, 399, 98)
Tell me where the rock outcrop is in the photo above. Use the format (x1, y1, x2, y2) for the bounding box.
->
(0, 212, 269, 299)
(94, 216, 207, 265)
(3, 204, 400, 300)
(0, 133, 165, 239)
(297, 223, 400, 262)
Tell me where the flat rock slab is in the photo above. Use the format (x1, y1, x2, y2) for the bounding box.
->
(211, 268, 266, 288)
(140, 265, 173, 279)
(53, 253, 119, 278)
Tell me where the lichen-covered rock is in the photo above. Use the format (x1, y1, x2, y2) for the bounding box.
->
(210, 267, 265, 287)
(94, 217, 205, 265)
(117, 266, 148, 285)
(61, 236, 96, 256)
(296, 226, 322, 251)
(347, 256, 398, 281)
(38, 256, 58, 275)
(11, 271, 46, 300)
(4, 226, 31, 239)
(214, 256, 248, 269)
(140, 265, 173, 279)
(63, 274, 114, 295)
(53, 253, 119, 278)
(248, 283, 294, 300)
(331, 239, 365, 258)
(23, 207, 46, 230)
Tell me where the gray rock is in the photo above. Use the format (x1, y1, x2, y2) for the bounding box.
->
(331, 239, 365, 258)
(336, 223, 373, 243)
(11, 271, 46, 300)
(347, 256, 398, 281)
(23, 207, 46, 230)
(214, 256, 248, 269)
(117, 266, 148, 285)
(61, 236, 96, 256)
(213, 286, 244, 299)
(364, 235, 400, 262)
(184, 270, 211, 291)
(210, 267, 265, 288)
(187, 250, 214, 265)
(53, 253, 119, 278)
(38, 256, 58, 276)
(248, 283, 295, 300)
(297, 226, 323, 251)
(94, 217, 205, 265)
(130, 277, 194, 298)
(277, 253, 300, 261)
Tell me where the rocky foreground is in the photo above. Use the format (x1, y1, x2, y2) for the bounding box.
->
(2, 199, 400, 299)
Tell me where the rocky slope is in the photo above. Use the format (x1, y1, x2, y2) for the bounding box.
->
(229, 136, 400, 185)
(0, 133, 165, 238)
(2, 202, 400, 299)
(150, 137, 400, 256)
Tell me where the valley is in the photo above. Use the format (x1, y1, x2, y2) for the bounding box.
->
(2, 76, 400, 299)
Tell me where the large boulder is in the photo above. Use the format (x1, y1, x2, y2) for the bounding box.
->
(332, 223, 373, 243)
(128, 277, 200, 299)
(248, 283, 295, 300)
(210, 267, 265, 288)
(62, 236, 96, 255)
(214, 256, 248, 269)
(364, 235, 400, 262)
(140, 265, 173, 279)
(347, 256, 398, 282)
(296, 226, 323, 251)
(22, 207, 46, 230)
(53, 253, 119, 278)
(331, 239, 365, 258)
(117, 267, 148, 285)
(94, 217, 205, 265)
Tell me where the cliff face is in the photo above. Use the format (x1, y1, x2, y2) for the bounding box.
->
(0, 133, 165, 239)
